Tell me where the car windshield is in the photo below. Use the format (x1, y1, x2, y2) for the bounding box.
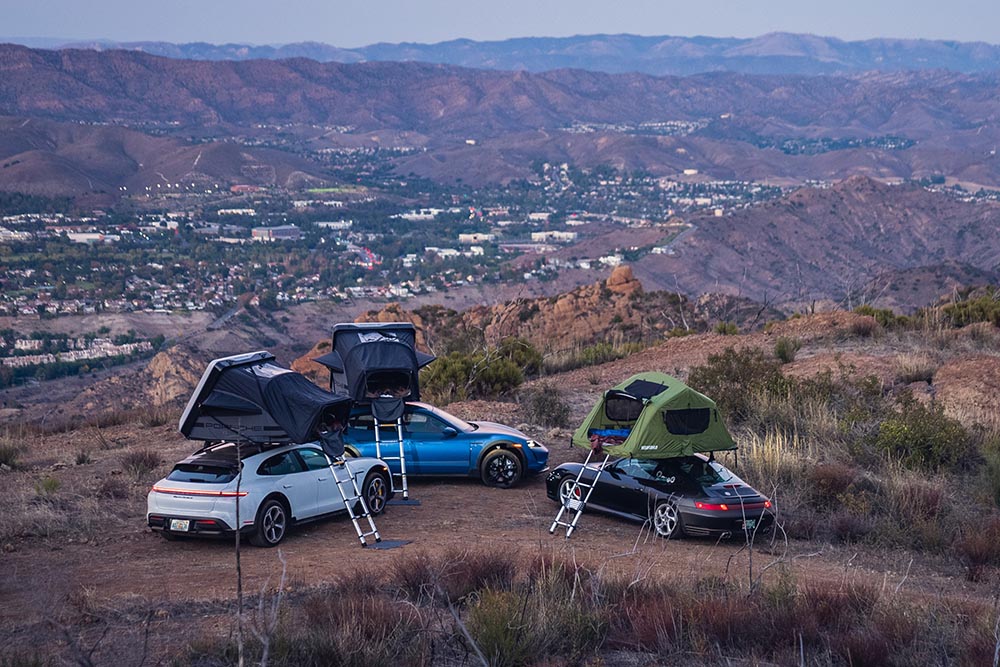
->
(424, 404, 476, 432)
(166, 463, 237, 484)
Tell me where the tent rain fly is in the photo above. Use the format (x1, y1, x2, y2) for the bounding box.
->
(571, 371, 736, 459)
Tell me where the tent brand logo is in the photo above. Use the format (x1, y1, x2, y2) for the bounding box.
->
(358, 332, 398, 343)
(640, 445, 657, 450)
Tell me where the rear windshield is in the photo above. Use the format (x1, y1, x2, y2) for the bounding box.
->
(167, 463, 237, 484)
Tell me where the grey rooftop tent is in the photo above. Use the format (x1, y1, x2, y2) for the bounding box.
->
(179, 351, 351, 446)
(571, 371, 736, 458)
(313, 323, 435, 403)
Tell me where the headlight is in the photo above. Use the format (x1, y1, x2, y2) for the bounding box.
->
(526, 439, 546, 449)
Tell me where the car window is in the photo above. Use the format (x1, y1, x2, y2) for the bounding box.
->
(403, 411, 449, 435)
(349, 413, 401, 435)
(298, 448, 333, 471)
(258, 451, 306, 476)
(656, 457, 726, 486)
(616, 459, 657, 480)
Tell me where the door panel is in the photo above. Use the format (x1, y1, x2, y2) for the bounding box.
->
(298, 447, 343, 515)
(402, 410, 465, 474)
(259, 450, 316, 519)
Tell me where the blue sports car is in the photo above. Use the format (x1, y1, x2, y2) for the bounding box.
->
(342, 402, 549, 487)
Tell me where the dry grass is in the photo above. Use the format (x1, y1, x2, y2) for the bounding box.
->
(894, 352, 937, 384)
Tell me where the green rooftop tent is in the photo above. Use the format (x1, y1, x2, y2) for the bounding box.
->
(571, 371, 736, 459)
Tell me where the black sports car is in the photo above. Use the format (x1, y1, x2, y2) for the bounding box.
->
(546, 455, 773, 539)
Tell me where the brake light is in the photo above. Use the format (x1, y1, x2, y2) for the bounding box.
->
(764, 500, 772, 509)
(695, 501, 729, 511)
(152, 485, 248, 497)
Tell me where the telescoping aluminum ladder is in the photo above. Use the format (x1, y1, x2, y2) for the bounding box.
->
(374, 415, 411, 501)
(323, 453, 382, 547)
(549, 449, 611, 538)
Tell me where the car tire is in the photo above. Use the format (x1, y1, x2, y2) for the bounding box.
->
(481, 449, 523, 488)
(359, 470, 390, 515)
(652, 500, 683, 539)
(249, 498, 288, 547)
(558, 475, 582, 506)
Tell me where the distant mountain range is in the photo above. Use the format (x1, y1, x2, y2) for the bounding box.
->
(2, 44, 1000, 192)
(6, 32, 1000, 75)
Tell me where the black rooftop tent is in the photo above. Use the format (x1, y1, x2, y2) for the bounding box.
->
(179, 351, 352, 445)
(313, 323, 435, 403)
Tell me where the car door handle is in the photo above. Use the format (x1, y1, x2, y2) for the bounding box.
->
(317, 477, 328, 482)
(282, 484, 293, 489)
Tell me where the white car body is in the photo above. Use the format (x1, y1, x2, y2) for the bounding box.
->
(147, 441, 391, 546)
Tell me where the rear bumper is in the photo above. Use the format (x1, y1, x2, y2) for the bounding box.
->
(147, 513, 252, 537)
(680, 508, 774, 538)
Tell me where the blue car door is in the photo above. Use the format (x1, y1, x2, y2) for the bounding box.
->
(402, 409, 466, 474)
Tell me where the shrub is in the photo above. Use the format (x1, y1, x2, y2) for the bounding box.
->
(35, 476, 60, 496)
(97, 476, 129, 500)
(421, 338, 542, 403)
(519, 383, 570, 428)
(854, 304, 909, 329)
(894, 353, 936, 384)
(687, 347, 790, 424)
(874, 395, 973, 472)
(849, 316, 879, 337)
(75, 449, 92, 465)
(0, 441, 21, 469)
(119, 449, 160, 478)
(773, 336, 801, 363)
(714, 321, 738, 335)
(807, 462, 858, 509)
(953, 517, 1000, 582)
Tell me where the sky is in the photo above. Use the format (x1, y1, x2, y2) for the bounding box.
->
(2, 0, 998, 47)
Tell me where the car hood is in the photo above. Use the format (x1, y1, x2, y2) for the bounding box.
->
(469, 421, 528, 441)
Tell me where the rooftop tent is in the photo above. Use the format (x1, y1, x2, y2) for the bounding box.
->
(571, 371, 736, 459)
(179, 351, 352, 445)
(313, 322, 435, 403)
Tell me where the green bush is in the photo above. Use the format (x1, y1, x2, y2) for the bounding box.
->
(421, 338, 542, 403)
(874, 395, 973, 472)
(687, 347, 790, 424)
(0, 441, 21, 468)
(773, 336, 801, 363)
(714, 321, 738, 335)
(854, 304, 909, 329)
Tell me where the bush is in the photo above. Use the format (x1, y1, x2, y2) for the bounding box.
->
(421, 338, 542, 403)
(687, 347, 790, 424)
(714, 321, 738, 335)
(849, 316, 879, 337)
(75, 449, 92, 465)
(874, 395, 973, 472)
(773, 336, 801, 363)
(0, 441, 21, 469)
(119, 449, 160, 478)
(895, 353, 936, 384)
(35, 476, 60, 496)
(519, 383, 570, 428)
(953, 517, 1000, 581)
(97, 476, 129, 500)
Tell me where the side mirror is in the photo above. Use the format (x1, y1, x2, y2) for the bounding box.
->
(441, 426, 458, 438)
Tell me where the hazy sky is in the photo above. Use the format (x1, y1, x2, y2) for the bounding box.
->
(4, 0, 998, 46)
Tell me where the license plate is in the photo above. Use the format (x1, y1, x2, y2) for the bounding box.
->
(169, 519, 190, 532)
(742, 519, 756, 530)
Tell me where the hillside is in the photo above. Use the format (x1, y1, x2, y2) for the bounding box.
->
(633, 176, 1000, 309)
(3, 45, 1000, 187)
(0, 116, 328, 196)
(38, 32, 1000, 76)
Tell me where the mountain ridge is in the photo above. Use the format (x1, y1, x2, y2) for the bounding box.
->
(9, 32, 1000, 76)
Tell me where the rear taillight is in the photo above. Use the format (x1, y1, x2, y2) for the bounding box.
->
(764, 500, 772, 509)
(152, 485, 248, 497)
(695, 501, 730, 511)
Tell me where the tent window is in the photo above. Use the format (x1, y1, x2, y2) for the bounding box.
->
(663, 408, 711, 435)
(364, 370, 412, 399)
(605, 395, 643, 422)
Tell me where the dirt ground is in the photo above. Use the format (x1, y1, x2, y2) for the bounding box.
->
(0, 420, 994, 665)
